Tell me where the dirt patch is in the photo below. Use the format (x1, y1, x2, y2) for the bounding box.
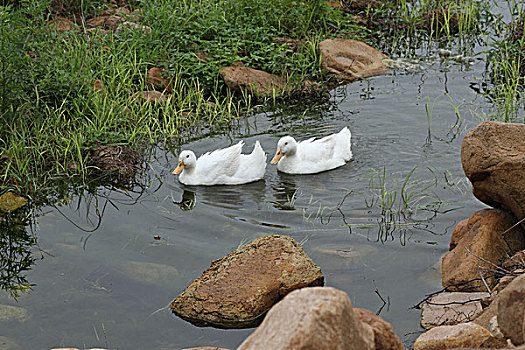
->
(87, 143, 143, 181)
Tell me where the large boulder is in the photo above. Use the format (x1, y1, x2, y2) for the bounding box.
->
(219, 67, 313, 97)
(319, 39, 388, 80)
(354, 308, 405, 350)
(170, 235, 324, 328)
(237, 287, 375, 350)
(413, 322, 491, 350)
(420, 292, 488, 329)
(497, 274, 525, 345)
(461, 121, 525, 229)
(442, 209, 525, 291)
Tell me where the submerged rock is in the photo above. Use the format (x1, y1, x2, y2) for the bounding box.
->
(319, 39, 388, 80)
(420, 292, 488, 329)
(170, 235, 324, 328)
(354, 308, 405, 350)
(117, 261, 178, 285)
(0, 336, 21, 350)
(237, 287, 375, 350)
(0, 192, 28, 212)
(413, 322, 491, 350)
(442, 209, 525, 291)
(461, 121, 525, 229)
(497, 274, 525, 345)
(0, 304, 31, 323)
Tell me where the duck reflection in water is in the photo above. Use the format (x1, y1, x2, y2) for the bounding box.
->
(272, 173, 298, 211)
(173, 189, 197, 211)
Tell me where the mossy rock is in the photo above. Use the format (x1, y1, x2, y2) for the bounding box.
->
(0, 192, 28, 212)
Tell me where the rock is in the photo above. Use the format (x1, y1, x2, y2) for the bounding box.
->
(0, 304, 31, 322)
(146, 67, 172, 92)
(0, 336, 21, 350)
(0, 192, 28, 212)
(117, 261, 178, 285)
(502, 250, 525, 271)
(86, 15, 123, 31)
(413, 322, 491, 350)
(237, 287, 374, 350)
(318, 39, 388, 80)
(461, 121, 525, 229)
(133, 90, 168, 104)
(46, 17, 76, 31)
(219, 66, 313, 97)
(171, 235, 324, 328)
(117, 21, 152, 34)
(92, 79, 104, 93)
(420, 292, 489, 329)
(449, 218, 469, 250)
(442, 209, 525, 291)
(354, 308, 404, 350)
(497, 274, 525, 345)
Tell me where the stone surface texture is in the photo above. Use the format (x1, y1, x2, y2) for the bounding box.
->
(442, 209, 525, 291)
(354, 308, 405, 350)
(461, 121, 525, 229)
(237, 287, 375, 350)
(219, 67, 312, 97)
(420, 292, 489, 329)
(497, 274, 525, 345)
(0, 192, 28, 212)
(413, 322, 491, 350)
(319, 39, 388, 80)
(171, 235, 324, 328)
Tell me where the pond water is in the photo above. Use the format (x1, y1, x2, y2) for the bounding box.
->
(1, 52, 504, 349)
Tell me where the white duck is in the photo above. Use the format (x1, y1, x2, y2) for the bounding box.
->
(270, 127, 352, 174)
(172, 141, 266, 185)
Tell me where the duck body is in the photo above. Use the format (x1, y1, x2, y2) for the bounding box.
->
(173, 141, 266, 186)
(271, 127, 352, 174)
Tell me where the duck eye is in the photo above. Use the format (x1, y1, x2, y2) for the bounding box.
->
(284, 142, 288, 145)
(186, 155, 190, 158)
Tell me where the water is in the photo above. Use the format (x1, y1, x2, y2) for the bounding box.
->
(0, 56, 498, 349)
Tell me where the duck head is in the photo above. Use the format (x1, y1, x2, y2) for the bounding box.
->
(173, 150, 197, 175)
(271, 136, 297, 164)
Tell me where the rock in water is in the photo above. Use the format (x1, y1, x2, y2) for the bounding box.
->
(420, 292, 488, 329)
(0, 192, 28, 212)
(461, 121, 525, 229)
(237, 287, 375, 350)
(413, 322, 491, 350)
(354, 308, 405, 350)
(170, 235, 324, 328)
(319, 39, 388, 80)
(497, 274, 525, 345)
(442, 209, 525, 291)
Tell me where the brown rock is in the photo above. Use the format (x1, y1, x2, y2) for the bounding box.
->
(442, 209, 525, 291)
(413, 322, 491, 350)
(502, 250, 525, 271)
(420, 292, 489, 330)
(146, 68, 172, 92)
(497, 274, 525, 345)
(219, 67, 313, 97)
(170, 235, 324, 328)
(449, 218, 469, 250)
(237, 287, 374, 350)
(47, 17, 76, 32)
(86, 15, 123, 31)
(319, 39, 388, 80)
(133, 91, 168, 104)
(354, 308, 404, 350)
(0, 192, 28, 212)
(461, 121, 525, 229)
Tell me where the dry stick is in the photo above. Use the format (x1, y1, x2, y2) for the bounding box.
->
(464, 246, 511, 276)
(477, 265, 492, 294)
(501, 216, 525, 252)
